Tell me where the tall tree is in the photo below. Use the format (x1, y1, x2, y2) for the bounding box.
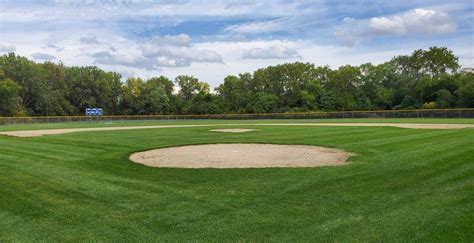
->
(0, 71, 23, 116)
(175, 75, 209, 114)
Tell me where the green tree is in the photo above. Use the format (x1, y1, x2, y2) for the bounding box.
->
(325, 65, 360, 110)
(147, 76, 174, 97)
(1, 53, 48, 115)
(142, 84, 170, 114)
(455, 71, 474, 107)
(216, 75, 243, 112)
(249, 92, 279, 113)
(0, 78, 23, 116)
(175, 75, 210, 114)
(120, 77, 146, 114)
(436, 89, 454, 108)
(373, 87, 393, 109)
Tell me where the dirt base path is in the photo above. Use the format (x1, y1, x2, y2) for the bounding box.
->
(210, 128, 258, 133)
(1, 123, 473, 137)
(130, 143, 354, 168)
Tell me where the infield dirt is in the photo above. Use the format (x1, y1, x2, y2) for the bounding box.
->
(129, 143, 354, 168)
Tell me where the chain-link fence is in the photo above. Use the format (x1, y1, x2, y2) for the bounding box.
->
(1, 108, 473, 125)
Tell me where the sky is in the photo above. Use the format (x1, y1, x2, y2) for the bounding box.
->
(0, 0, 473, 87)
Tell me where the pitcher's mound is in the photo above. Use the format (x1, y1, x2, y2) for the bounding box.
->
(130, 144, 354, 168)
(210, 128, 257, 133)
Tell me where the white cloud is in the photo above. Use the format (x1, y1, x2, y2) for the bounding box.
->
(342, 17, 355, 23)
(242, 45, 301, 59)
(92, 51, 159, 70)
(334, 31, 361, 47)
(0, 43, 16, 52)
(45, 44, 65, 51)
(80, 33, 100, 44)
(155, 56, 190, 68)
(148, 34, 192, 46)
(369, 9, 456, 35)
(140, 34, 224, 65)
(369, 17, 406, 35)
(31, 52, 56, 60)
(92, 34, 223, 70)
(224, 19, 287, 34)
(337, 8, 457, 45)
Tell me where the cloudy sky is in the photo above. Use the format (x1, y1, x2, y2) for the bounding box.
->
(0, 0, 473, 87)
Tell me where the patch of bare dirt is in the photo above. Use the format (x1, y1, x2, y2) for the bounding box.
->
(210, 128, 257, 133)
(129, 143, 354, 168)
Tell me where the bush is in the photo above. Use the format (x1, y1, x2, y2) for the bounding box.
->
(422, 101, 437, 109)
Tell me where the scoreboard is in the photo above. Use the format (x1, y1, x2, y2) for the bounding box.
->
(85, 108, 103, 116)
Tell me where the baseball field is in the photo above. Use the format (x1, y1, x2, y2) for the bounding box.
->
(1, 118, 473, 241)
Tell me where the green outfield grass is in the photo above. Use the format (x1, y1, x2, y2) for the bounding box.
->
(1, 118, 474, 132)
(0, 122, 473, 241)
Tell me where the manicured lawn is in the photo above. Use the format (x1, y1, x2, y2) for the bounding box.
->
(1, 118, 474, 132)
(0, 123, 473, 241)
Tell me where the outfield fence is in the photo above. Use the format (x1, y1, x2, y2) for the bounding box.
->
(1, 108, 473, 125)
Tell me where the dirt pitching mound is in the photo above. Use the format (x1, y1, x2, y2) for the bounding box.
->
(129, 143, 354, 168)
(210, 128, 257, 133)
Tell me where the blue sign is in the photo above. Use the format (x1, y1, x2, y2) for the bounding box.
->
(86, 108, 103, 116)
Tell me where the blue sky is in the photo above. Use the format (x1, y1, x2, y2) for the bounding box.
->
(0, 0, 473, 87)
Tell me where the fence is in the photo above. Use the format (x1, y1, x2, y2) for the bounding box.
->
(1, 108, 473, 125)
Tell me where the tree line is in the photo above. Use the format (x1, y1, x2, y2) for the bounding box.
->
(0, 47, 473, 116)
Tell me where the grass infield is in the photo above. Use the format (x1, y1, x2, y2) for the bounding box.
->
(0, 119, 473, 241)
